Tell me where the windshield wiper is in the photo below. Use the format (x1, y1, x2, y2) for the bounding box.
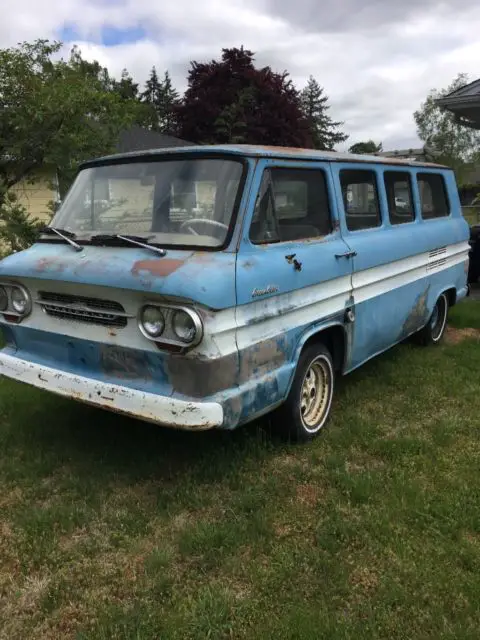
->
(88, 234, 167, 256)
(39, 226, 83, 252)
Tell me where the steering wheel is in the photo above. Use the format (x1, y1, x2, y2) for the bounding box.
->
(179, 218, 228, 236)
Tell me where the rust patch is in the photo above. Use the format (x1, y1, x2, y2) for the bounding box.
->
(167, 336, 288, 398)
(402, 286, 430, 337)
(445, 327, 480, 345)
(167, 352, 238, 397)
(249, 145, 445, 168)
(35, 257, 67, 273)
(221, 394, 244, 428)
(131, 258, 184, 277)
(239, 335, 288, 381)
(100, 345, 153, 380)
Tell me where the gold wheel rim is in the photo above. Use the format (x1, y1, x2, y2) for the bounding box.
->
(300, 357, 331, 431)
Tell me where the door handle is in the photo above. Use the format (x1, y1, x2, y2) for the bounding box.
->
(335, 250, 357, 259)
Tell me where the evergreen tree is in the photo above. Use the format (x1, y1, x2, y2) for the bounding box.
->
(142, 66, 161, 106)
(141, 68, 180, 133)
(300, 76, 348, 150)
(112, 68, 139, 101)
(158, 71, 180, 134)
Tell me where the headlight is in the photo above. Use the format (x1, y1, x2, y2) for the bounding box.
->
(141, 306, 165, 337)
(172, 309, 200, 344)
(0, 287, 8, 312)
(11, 286, 31, 315)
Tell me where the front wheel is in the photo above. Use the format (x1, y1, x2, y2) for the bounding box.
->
(418, 293, 449, 346)
(277, 343, 335, 443)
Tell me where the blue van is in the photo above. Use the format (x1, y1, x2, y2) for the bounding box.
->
(0, 146, 470, 441)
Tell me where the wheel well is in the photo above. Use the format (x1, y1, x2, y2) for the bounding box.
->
(444, 288, 457, 307)
(301, 325, 346, 372)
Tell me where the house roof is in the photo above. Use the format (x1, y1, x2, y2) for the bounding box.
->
(82, 143, 448, 170)
(436, 79, 480, 129)
(374, 147, 434, 161)
(115, 126, 193, 153)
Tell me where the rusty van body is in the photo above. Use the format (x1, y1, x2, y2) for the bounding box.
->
(0, 146, 470, 441)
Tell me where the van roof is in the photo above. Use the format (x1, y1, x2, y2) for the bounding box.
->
(82, 144, 448, 170)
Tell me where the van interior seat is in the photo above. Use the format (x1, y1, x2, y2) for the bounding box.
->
(278, 222, 321, 241)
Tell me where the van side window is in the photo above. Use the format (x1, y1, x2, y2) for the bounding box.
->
(417, 173, 450, 219)
(250, 168, 331, 244)
(384, 171, 415, 225)
(340, 170, 381, 231)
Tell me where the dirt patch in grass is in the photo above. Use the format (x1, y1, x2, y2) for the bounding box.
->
(0, 487, 23, 509)
(295, 482, 322, 507)
(445, 326, 480, 345)
(349, 565, 380, 594)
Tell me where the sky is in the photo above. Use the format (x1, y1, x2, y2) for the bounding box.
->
(1, 0, 480, 150)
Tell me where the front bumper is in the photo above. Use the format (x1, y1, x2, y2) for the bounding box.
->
(0, 353, 224, 430)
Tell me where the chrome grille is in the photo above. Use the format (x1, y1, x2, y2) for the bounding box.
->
(37, 291, 130, 328)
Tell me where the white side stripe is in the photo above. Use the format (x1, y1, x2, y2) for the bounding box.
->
(230, 241, 469, 356)
(352, 242, 468, 304)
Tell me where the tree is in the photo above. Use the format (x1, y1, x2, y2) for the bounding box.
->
(69, 44, 112, 91)
(176, 47, 312, 147)
(300, 76, 348, 150)
(141, 66, 161, 108)
(0, 40, 145, 254)
(414, 74, 480, 184)
(141, 68, 180, 133)
(158, 71, 180, 134)
(349, 140, 383, 154)
(112, 68, 139, 101)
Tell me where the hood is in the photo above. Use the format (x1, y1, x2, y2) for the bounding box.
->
(0, 242, 236, 310)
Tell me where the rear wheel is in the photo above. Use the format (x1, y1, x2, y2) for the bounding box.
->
(418, 293, 448, 346)
(277, 343, 335, 443)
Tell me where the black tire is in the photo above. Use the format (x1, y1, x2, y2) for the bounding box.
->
(417, 293, 449, 346)
(277, 343, 335, 443)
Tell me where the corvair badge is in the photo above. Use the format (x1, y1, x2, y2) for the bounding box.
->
(252, 285, 279, 298)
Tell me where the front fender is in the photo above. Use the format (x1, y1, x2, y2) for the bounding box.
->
(285, 316, 348, 397)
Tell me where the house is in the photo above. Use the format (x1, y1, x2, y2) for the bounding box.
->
(436, 79, 480, 130)
(9, 127, 192, 222)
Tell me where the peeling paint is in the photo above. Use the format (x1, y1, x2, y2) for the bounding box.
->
(35, 257, 67, 273)
(401, 285, 431, 338)
(0, 352, 223, 430)
(239, 335, 288, 381)
(131, 258, 185, 278)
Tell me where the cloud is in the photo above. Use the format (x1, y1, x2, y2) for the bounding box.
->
(264, 0, 478, 33)
(1, 0, 480, 149)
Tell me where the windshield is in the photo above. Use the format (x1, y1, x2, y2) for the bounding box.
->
(50, 157, 244, 248)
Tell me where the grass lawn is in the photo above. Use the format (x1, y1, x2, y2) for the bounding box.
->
(1, 300, 480, 639)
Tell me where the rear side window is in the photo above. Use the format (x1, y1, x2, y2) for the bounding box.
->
(417, 173, 450, 219)
(340, 170, 381, 231)
(250, 168, 331, 244)
(384, 171, 415, 225)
